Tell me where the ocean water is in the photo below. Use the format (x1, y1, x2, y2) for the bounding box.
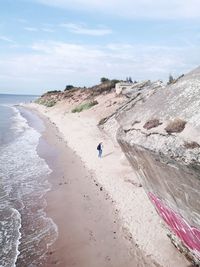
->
(0, 94, 57, 267)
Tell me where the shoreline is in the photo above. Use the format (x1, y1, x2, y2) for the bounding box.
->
(34, 107, 158, 266)
(24, 102, 189, 267)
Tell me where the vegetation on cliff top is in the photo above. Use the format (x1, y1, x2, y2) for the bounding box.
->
(35, 77, 121, 108)
(71, 100, 98, 113)
(35, 98, 57, 107)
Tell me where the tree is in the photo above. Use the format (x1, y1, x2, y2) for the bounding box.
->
(46, 90, 61, 94)
(128, 77, 133, 83)
(65, 85, 74, 91)
(100, 77, 109, 83)
(111, 79, 120, 85)
(168, 74, 174, 85)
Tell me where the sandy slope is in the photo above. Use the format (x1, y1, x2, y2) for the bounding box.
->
(26, 92, 189, 267)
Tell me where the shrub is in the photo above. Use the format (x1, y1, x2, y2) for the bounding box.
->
(165, 118, 186, 134)
(35, 98, 42, 104)
(143, 119, 162, 130)
(100, 77, 109, 83)
(184, 141, 200, 149)
(110, 79, 121, 87)
(98, 117, 108, 126)
(46, 90, 61, 94)
(167, 74, 174, 85)
(45, 100, 56, 107)
(35, 98, 56, 107)
(35, 98, 47, 105)
(71, 100, 98, 113)
(65, 85, 74, 91)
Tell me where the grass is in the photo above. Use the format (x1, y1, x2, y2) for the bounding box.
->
(35, 98, 56, 107)
(71, 100, 98, 113)
(45, 100, 56, 107)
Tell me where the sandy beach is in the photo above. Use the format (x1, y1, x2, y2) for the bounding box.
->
(25, 92, 190, 267)
(2, 1, 200, 265)
(37, 112, 158, 267)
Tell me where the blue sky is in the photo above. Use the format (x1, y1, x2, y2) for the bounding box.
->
(0, 0, 200, 95)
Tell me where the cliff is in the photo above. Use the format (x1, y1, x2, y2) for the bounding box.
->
(101, 67, 200, 265)
(36, 69, 200, 265)
(37, 80, 119, 107)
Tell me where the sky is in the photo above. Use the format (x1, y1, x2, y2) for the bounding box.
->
(0, 0, 200, 95)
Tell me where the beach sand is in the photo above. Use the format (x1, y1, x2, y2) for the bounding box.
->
(25, 93, 190, 267)
(37, 112, 158, 267)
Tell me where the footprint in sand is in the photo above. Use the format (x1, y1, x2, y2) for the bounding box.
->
(83, 194, 90, 200)
(105, 256, 111, 262)
(89, 230, 96, 241)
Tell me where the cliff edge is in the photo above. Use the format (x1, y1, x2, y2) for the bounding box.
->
(35, 69, 200, 265)
(102, 67, 200, 265)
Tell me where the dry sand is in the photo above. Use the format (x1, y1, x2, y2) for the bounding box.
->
(38, 114, 158, 267)
(25, 92, 190, 267)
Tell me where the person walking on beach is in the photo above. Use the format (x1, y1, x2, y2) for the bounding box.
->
(97, 142, 103, 158)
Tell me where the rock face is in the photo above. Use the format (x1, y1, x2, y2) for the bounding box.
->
(103, 67, 200, 265)
(115, 80, 163, 97)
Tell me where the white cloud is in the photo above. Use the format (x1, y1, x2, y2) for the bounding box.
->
(0, 40, 198, 94)
(17, 18, 28, 23)
(24, 27, 38, 31)
(34, 0, 200, 19)
(0, 35, 14, 43)
(24, 26, 54, 33)
(42, 28, 54, 32)
(60, 23, 112, 36)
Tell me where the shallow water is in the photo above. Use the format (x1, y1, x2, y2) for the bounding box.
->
(0, 94, 57, 267)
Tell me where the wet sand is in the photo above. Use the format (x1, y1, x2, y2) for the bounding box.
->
(36, 112, 159, 267)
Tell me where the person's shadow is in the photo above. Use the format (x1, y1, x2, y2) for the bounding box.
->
(102, 152, 113, 158)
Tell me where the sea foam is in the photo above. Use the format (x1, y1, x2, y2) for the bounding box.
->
(0, 106, 58, 266)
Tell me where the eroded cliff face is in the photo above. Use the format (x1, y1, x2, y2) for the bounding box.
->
(103, 67, 200, 265)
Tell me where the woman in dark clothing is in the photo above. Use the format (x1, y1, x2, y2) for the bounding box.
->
(97, 142, 103, 158)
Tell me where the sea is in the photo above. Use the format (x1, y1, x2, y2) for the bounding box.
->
(0, 94, 58, 267)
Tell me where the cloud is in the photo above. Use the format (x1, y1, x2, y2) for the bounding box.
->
(24, 27, 38, 31)
(0, 40, 198, 94)
(0, 35, 14, 43)
(17, 18, 28, 23)
(34, 0, 200, 20)
(24, 26, 54, 33)
(41, 28, 54, 32)
(60, 23, 112, 36)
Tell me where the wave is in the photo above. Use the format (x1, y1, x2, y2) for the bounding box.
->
(10, 106, 29, 135)
(0, 208, 21, 267)
(12, 208, 22, 267)
(0, 107, 58, 267)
